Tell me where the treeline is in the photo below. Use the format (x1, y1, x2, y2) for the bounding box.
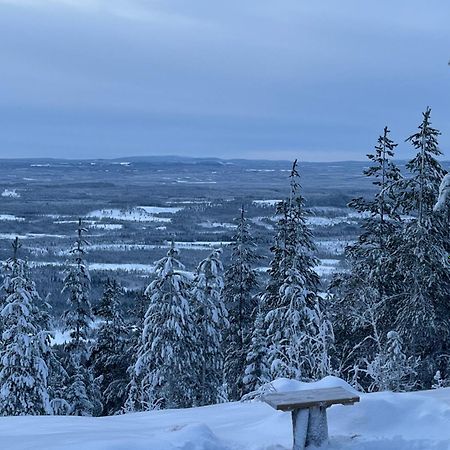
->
(0, 108, 448, 417)
(331, 107, 449, 391)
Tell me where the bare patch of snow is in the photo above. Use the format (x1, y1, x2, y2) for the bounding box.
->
(1, 189, 20, 198)
(87, 208, 172, 223)
(200, 221, 236, 229)
(253, 199, 281, 207)
(89, 223, 123, 230)
(0, 214, 25, 222)
(138, 206, 183, 214)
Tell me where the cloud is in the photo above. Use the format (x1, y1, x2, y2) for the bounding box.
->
(0, 0, 449, 160)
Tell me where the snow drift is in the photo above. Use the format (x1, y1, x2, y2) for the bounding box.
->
(1, 378, 450, 450)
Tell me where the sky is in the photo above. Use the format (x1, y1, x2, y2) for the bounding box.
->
(0, 0, 449, 161)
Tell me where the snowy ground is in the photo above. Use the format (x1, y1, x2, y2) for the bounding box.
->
(2, 377, 450, 450)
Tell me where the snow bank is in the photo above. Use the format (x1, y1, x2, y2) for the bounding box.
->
(268, 375, 359, 396)
(1, 381, 450, 449)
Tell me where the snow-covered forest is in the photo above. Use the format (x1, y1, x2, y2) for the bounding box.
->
(0, 108, 448, 418)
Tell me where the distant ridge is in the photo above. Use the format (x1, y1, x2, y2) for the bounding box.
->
(0, 155, 448, 169)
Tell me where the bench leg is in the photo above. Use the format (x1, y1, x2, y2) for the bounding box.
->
(306, 406, 328, 448)
(292, 409, 309, 450)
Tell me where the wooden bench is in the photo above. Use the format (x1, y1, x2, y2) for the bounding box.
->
(263, 387, 360, 449)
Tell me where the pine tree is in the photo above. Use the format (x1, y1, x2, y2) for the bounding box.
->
(264, 160, 319, 313)
(192, 248, 228, 405)
(243, 305, 270, 393)
(0, 238, 52, 415)
(366, 331, 419, 392)
(123, 290, 148, 413)
(264, 160, 326, 381)
(313, 296, 335, 380)
(400, 108, 446, 223)
(267, 267, 320, 380)
(122, 377, 141, 413)
(331, 127, 402, 384)
(393, 108, 450, 386)
(91, 278, 128, 415)
(63, 219, 93, 356)
(62, 219, 101, 416)
(134, 243, 195, 409)
(347, 126, 402, 293)
(223, 205, 260, 400)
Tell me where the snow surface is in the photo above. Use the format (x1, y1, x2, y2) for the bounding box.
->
(0, 214, 24, 222)
(89, 223, 123, 230)
(200, 221, 237, 229)
(2, 377, 450, 449)
(253, 199, 282, 207)
(86, 208, 177, 223)
(306, 216, 358, 227)
(316, 259, 341, 276)
(138, 206, 183, 214)
(316, 239, 353, 256)
(1, 189, 20, 198)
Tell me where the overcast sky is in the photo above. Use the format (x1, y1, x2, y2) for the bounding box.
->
(1, 0, 449, 161)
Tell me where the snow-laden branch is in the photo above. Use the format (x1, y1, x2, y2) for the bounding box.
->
(434, 173, 450, 212)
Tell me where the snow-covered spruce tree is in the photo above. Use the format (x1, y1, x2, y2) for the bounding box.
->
(122, 377, 141, 413)
(91, 278, 129, 415)
(400, 108, 447, 222)
(191, 248, 228, 405)
(223, 205, 260, 400)
(0, 237, 52, 415)
(313, 294, 335, 379)
(134, 242, 195, 409)
(37, 294, 70, 416)
(264, 160, 319, 312)
(63, 219, 93, 356)
(393, 108, 450, 386)
(265, 160, 329, 381)
(243, 304, 270, 393)
(122, 290, 148, 413)
(268, 266, 321, 380)
(347, 126, 402, 295)
(62, 219, 101, 416)
(330, 127, 402, 386)
(432, 370, 448, 389)
(366, 331, 419, 392)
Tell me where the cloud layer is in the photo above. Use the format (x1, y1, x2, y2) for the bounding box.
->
(1, 0, 449, 160)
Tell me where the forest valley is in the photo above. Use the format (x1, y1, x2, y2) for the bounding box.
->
(0, 107, 448, 417)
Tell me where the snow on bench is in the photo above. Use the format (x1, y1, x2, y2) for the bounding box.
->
(263, 386, 359, 450)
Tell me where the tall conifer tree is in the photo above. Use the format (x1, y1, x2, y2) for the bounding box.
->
(393, 108, 450, 385)
(62, 219, 101, 416)
(91, 278, 128, 415)
(134, 243, 195, 409)
(331, 127, 402, 381)
(0, 238, 53, 415)
(192, 249, 228, 405)
(264, 160, 328, 381)
(223, 206, 260, 400)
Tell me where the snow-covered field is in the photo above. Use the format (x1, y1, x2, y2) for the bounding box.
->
(253, 199, 282, 207)
(86, 207, 181, 223)
(316, 258, 341, 276)
(1, 188, 20, 198)
(0, 214, 24, 221)
(2, 377, 450, 450)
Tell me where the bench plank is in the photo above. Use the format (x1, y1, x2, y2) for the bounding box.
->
(263, 387, 359, 411)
